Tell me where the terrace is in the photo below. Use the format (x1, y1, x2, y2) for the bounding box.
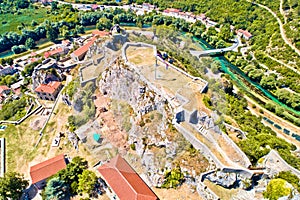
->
(124, 44, 207, 111)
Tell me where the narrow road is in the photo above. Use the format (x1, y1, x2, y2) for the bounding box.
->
(249, 0, 300, 58)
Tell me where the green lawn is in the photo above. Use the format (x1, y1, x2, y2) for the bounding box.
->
(0, 7, 49, 34)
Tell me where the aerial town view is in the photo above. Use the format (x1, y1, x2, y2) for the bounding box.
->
(0, 0, 300, 199)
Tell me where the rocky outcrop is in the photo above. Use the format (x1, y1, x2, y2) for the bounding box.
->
(99, 61, 166, 116)
(206, 171, 237, 188)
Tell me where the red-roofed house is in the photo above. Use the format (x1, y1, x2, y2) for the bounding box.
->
(30, 154, 67, 189)
(163, 8, 181, 16)
(35, 81, 62, 101)
(61, 39, 71, 47)
(71, 37, 97, 61)
(92, 30, 111, 38)
(196, 13, 206, 21)
(142, 3, 156, 10)
(92, 4, 99, 10)
(44, 47, 66, 59)
(0, 85, 11, 96)
(236, 29, 253, 40)
(98, 155, 158, 200)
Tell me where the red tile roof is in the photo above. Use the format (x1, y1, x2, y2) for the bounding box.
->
(31, 52, 37, 57)
(92, 30, 111, 37)
(237, 29, 252, 38)
(0, 85, 10, 94)
(73, 37, 97, 58)
(243, 30, 252, 38)
(30, 154, 67, 184)
(44, 47, 64, 58)
(92, 4, 98, 10)
(98, 155, 158, 200)
(34, 81, 61, 94)
(164, 8, 180, 13)
(168, 8, 180, 13)
(62, 40, 71, 46)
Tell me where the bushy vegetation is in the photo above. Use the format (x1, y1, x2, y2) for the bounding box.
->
(275, 171, 300, 192)
(0, 172, 29, 200)
(64, 77, 80, 100)
(67, 82, 96, 131)
(0, 96, 28, 121)
(0, 73, 19, 86)
(263, 178, 292, 200)
(161, 165, 184, 189)
(223, 93, 300, 168)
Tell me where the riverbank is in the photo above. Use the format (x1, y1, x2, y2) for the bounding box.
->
(192, 36, 300, 120)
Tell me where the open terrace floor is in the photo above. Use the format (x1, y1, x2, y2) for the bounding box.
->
(125, 45, 206, 111)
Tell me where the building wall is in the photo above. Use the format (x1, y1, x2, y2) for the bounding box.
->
(35, 84, 62, 101)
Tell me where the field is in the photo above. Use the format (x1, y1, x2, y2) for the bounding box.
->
(0, 116, 40, 176)
(0, 7, 49, 34)
(0, 98, 100, 180)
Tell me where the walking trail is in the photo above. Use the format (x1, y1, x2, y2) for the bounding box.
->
(247, 0, 300, 58)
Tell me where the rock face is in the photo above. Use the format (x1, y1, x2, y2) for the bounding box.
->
(206, 171, 237, 188)
(98, 60, 198, 187)
(99, 61, 166, 116)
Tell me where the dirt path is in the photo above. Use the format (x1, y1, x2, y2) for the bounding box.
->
(264, 51, 300, 75)
(247, 0, 300, 59)
(279, 0, 287, 24)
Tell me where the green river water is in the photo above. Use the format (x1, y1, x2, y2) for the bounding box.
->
(192, 36, 300, 117)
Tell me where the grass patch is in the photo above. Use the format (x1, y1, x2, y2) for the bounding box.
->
(0, 7, 49, 34)
(0, 117, 41, 173)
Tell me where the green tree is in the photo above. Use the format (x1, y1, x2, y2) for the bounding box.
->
(96, 18, 112, 31)
(25, 38, 35, 49)
(51, 1, 58, 11)
(44, 177, 70, 200)
(260, 75, 277, 90)
(46, 26, 58, 42)
(77, 170, 97, 196)
(218, 23, 233, 41)
(60, 25, 71, 39)
(162, 165, 184, 189)
(15, 0, 30, 9)
(0, 172, 29, 200)
(263, 179, 291, 200)
(276, 171, 300, 192)
(56, 157, 88, 194)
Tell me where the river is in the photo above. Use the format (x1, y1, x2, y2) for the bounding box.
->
(192, 36, 300, 116)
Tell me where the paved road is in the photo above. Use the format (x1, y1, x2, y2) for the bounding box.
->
(190, 37, 239, 57)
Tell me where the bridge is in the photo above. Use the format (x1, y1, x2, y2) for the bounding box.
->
(190, 38, 239, 57)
